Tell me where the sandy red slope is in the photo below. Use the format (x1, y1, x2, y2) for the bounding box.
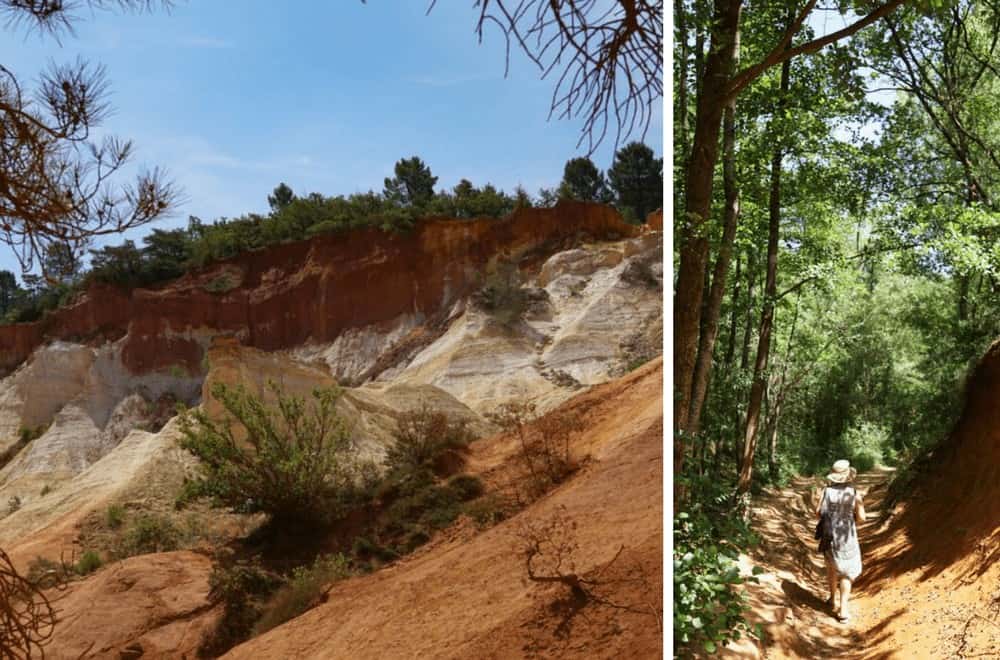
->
(224, 358, 664, 660)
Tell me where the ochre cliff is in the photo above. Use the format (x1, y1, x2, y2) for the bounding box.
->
(0, 202, 638, 376)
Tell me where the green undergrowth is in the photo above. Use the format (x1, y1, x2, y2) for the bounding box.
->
(673, 473, 764, 657)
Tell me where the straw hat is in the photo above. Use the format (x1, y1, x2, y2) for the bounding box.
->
(826, 459, 857, 484)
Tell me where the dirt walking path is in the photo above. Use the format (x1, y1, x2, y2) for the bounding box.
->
(720, 470, 893, 659)
(724, 469, 1000, 659)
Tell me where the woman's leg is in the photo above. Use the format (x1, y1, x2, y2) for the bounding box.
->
(839, 577, 852, 618)
(825, 558, 838, 607)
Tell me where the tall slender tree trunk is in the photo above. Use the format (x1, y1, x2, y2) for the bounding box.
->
(726, 254, 741, 365)
(738, 53, 791, 495)
(673, 0, 742, 477)
(740, 248, 756, 371)
(688, 29, 741, 439)
(676, 0, 690, 155)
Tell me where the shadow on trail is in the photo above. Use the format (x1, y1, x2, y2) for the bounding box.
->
(780, 579, 826, 616)
(858, 345, 1000, 589)
(742, 470, 908, 659)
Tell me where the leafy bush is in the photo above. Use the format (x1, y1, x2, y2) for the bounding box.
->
(106, 504, 125, 529)
(383, 406, 473, 486)
(75, 551, 102, 575)
(673, 475, 762, 656)
(352, 536, 400, 563)
(464, 494, 507, 529)
(26, 556, 74, 589)
(446, 474, 484, 501)
(200, 558, 283, 657)
(841, 421, 891, 472)
(203, 273, 238, 294)
(178, 382, 366, 530)
(254, 554, 354, 635)
(114, 513, 181, 557)
(40, 484, 52, 496)
(7, 495, 22, 515)
(473, 261, 528, 326)
(19, 425, 48, 444)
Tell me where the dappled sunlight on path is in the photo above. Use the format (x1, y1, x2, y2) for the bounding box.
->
(724, 469, 905, 659)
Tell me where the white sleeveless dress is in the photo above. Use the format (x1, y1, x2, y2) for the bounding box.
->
(821, 484, 862, 580)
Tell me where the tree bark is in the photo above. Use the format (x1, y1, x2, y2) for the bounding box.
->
(726, 254, 741, 365)
(738, 53, 791, 495)
(673, 0, 741, 475)
(688, 34, 741, 437)
(740, 248, 755, 371)
(676, 0, 690, 157)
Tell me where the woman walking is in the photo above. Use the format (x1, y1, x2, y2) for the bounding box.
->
(815, 459, 866, 623)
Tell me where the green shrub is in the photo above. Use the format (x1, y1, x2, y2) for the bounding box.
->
(474, 261, 528, 326)
(106, 504, 125, 529)
(40, 484, 52, 496)
(26, 556, 73, 588)
(178, 381, 368, 530)
(204, 273, 238, 294)
(445, 474, 484, 501)
(463, 494, 507, 529)
(115, 513, 181, 557)
(841, 421, 891, 472)
(19, 425, 48, 443)
(254, 554, 354, 635)
(352, 536, 399, 563)
(201, 558, 283, 657)
(382, 484, 463, 537)
(7, 495, 22, 515)
(75, 551, 103, 575)
(673, 475, 763, 656)
(384, 406, 473, 486)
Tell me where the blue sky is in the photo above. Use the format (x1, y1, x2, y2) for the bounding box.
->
(1, 1, 664, 277)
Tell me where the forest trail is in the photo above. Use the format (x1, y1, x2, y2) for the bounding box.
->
(722, 470, 893, 659)
(724, 468, 1000, 659)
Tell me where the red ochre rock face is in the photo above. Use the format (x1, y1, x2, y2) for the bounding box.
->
(0, 202, 639, 377)
(646, 208, 663, 231)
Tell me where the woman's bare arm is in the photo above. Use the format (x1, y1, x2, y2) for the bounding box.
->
(855, 494, 867, 524)
(815, 487, 825, 518)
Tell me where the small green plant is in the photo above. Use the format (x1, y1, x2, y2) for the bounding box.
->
(384, 406, 473, 485)
(114, 513, 181, 558)
(178, 381, 368, 530)
(18, 424, 48, 444)
(75, 551, 103, 575)
(26, 556, 71, 588)
(106, 504, 125, 529)
(253, 554, 354, 635)
(464, 494, 507, 529)
(203, 273, 237, 294)
(352, 536, 399, 564)
(673, 477, 763, 656)
(200, 558, 283, 657)
(841, 421, 890, 472)
(40, 484, 52, 496)
(473, 261, 528, 325)
(168, 364, 188, 379)
(446, 474, 485, 501)
(7, 495, 22, 515)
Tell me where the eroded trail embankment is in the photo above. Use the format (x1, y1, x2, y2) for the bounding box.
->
(726, 470, 1000, 659)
